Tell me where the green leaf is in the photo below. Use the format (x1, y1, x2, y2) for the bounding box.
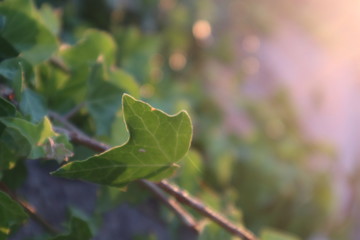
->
(0, 117, 71, 160)
(260, 229, 300, 240)
(0, 98, 30, 170)
(39, 3, 60, 36)
(0, 97, 15, 117)
(49, 217, 92, 240)
(0, 143, 16, 170)
(0, 128, 31, 170)
(0, 97, 15, 135)
(19, 88, 47, 123)
(52, 94, 192, 187)
(0, 36, 18, 60)
(86, 63, 123, 135)
(109, 68, 140, 98)
(0, 57, 32, 98)
(0, 0, 58, 63)
(0, 191, 28, 240)
(43, 135, 74, 163)
(173, 150, 203, 194)
(60, 30, 116, 68)
(55, 30, 117, 106)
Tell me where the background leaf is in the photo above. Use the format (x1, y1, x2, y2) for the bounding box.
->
(0, 57, 33, 98)
(60, 30, 116, 68)
(86, 62, 124, 136)
(49, 217, 92, 240)
(0, 191, 28, 240)
(0, 0, 58, 63)
(0, 117, 71, 160)
(19, 88, 47, 123)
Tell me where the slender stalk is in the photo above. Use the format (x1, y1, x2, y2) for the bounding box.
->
(139, 180, 199, 232)
(49, 57, 70, 74)
(49, 111, 257, 239)
(157, 180, 257, 240)
(63, 103, 85, 119)
(0, 182, 59, 235)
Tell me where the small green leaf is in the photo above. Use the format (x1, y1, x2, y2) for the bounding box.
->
(43, 136, 73, 163)
(0, 57, 32, 98)
(0, 143, 16, 170)
(0, 191, 28, 240)
(0, 117, 71, 160)
(60, 30, 116, 68)
(49, 217, 92, 240)
(0, 98, 30, 169)
(0, 36, 18, 60)
(0, 127, 31, 168)
(109, 68, 140, 98)
(38, 3, 60, 36)
(56, 30, 117, 105)
(0, 97, 15, 117)
(52, 94, 192, 187)
(0, 0, 58, 63)
(86, 63, 123, 135)
(0, 97, 16, 135)
(19, 88, 47, 123)
(173, 150, 203, 194)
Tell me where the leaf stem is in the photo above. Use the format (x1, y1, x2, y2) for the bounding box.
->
(50, 111, 257, 239)
(139, 180, 199, 232)
(63, 102, 85, 119)
(157, 180, 257, 240)
(0, 182, 59, 235)
(49, 57, 70, 74)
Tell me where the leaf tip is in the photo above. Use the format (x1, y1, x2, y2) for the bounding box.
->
(122, 93, 134, 101)
(50, 168, 64, 177)
(122, 93, 137, 107)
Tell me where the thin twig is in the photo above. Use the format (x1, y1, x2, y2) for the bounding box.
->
(50, 111, 257, 239)
(157, 180, 257, 240)
(0, 182, 59, 235)
(49, 111, 109, 152)
(49, 57, 70, 74)
(63, 103, 85, 120)
(139, 180, 199, 232)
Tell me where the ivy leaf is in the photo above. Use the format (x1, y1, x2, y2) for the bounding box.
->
(19, 88, 47, 123)
(86, 62, 123, 135)
(52, 94, 192, 187)
(0, 191, 28, 240)
(0, 128, 31, 170)
(0, 144, 16, 170)
(0, 36, 18, 60)
(0, 0, 58, 64)
(0, 117, 55, 158)
(38, 3, 60, 36)
(60, 30, 116, 68)
(43, 136, 74, 163)
(0, 97, 15, 118)
(57, 30, 117, 104)
(49, 217, 92, 240)
(0, 117, 72, 160)
(0, 57, 33, 98)
(109, 68, 140, 98)
(0, 97, 16, 136)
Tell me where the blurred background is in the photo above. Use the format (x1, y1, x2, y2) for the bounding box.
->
(17, 0, 360, 239)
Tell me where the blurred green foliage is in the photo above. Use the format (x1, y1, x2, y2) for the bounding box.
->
(0, 0, 335, 239)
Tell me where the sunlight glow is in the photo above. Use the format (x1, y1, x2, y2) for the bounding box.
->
(192, 20, 212, 40)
